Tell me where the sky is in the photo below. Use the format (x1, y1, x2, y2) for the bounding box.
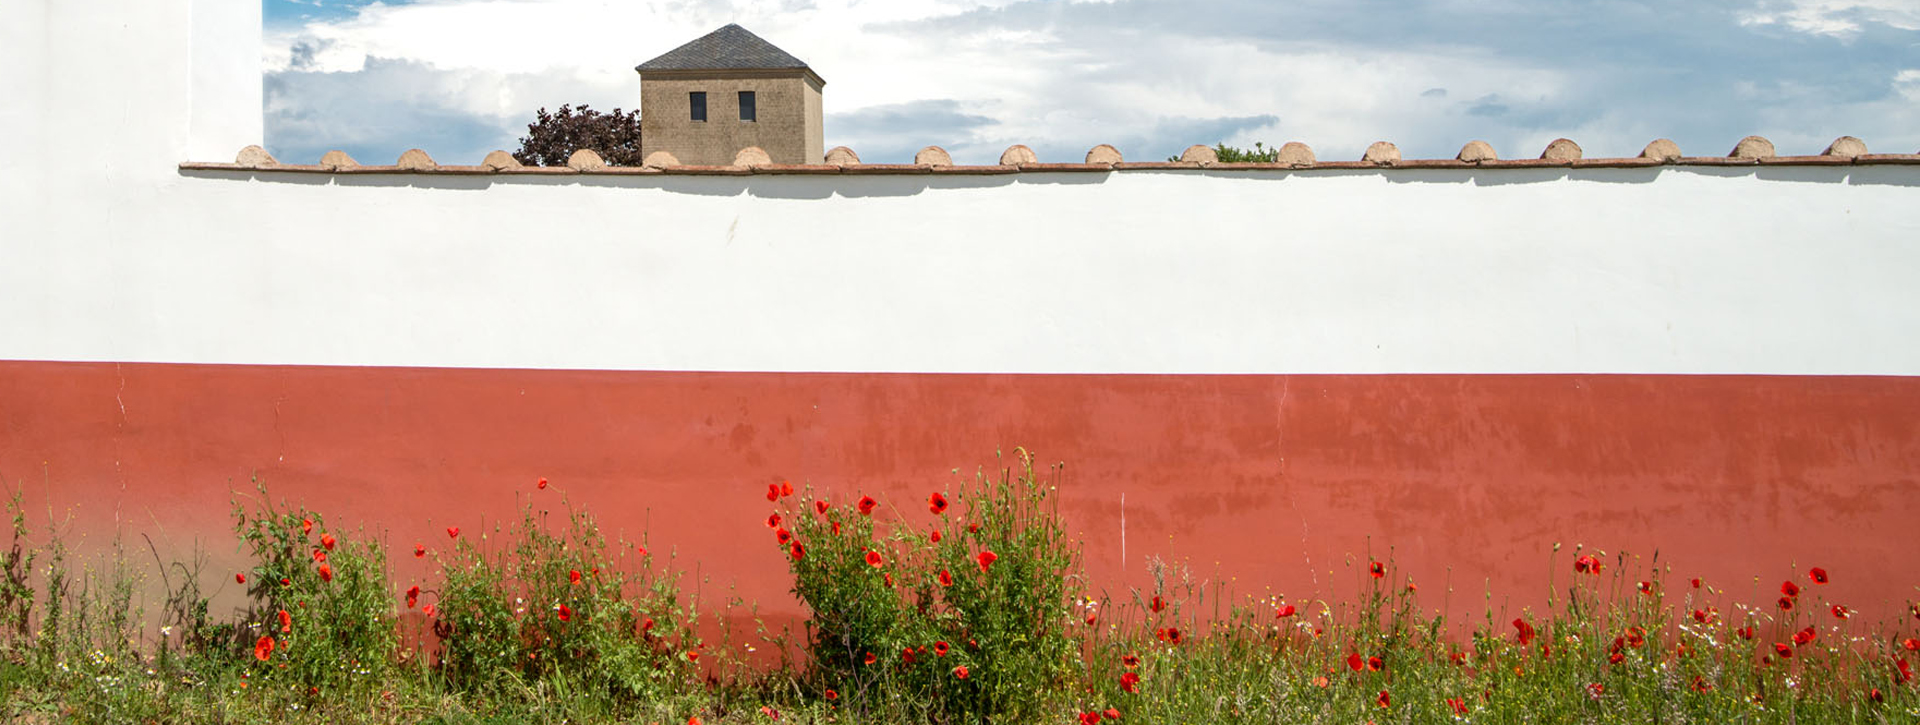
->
(262, 0, 1920, 166)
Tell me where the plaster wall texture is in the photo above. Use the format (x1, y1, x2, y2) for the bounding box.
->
(4, 0, 1920, 628)
(639, 71, 824, 165)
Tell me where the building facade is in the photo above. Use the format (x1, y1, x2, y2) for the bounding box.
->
(636, 24, 825, 165)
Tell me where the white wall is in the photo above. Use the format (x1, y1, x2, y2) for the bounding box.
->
(3, 1, 1917, 377)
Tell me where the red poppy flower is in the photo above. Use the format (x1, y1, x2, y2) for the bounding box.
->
(830, 521, 841, 535)
(815, 500, 829, 515)
(280, 577, 290, 587)
(883, 573, 894, 587)
(1898, 658, 1913, 683)
(1586, 683, 1605, 700)
(1275, 603, 1296, 618)
(789, 542, 805, 561)
(863, 652, 877, 665)
(687, 650, 701, 663)
(1573, 555, 1602, 574)
(254, 635, 275, 662)
(1693, 609, 1709, 623)
(235, 572, 246, 584)
(865, 550, 883, 568)
(1376, 690, 1390, 708)
(936, 570, 953, 588)
(1778, 596, 1794, 611)
(557, 604, 572, 622)
(968, 522, 979, 533)
(1368, 561, 1385, 579)
(1808, 567, 1828, 584)
(278, 609, 292, 633)
(1870, 687, 1884, 703)
(928, 492, 948, 515)
(1737, 626, 1755, 640)
(1119, 671, 1139, 692)
(414, 544, 425, 558)
(1691, 577, 1702, 588)
(977, 550, 998, 574)
(901, 647, 916, 664)
(688, 717, 701, 725)
(824, 689, 838, 700)
(933, 641, 949, 657)
(1794, 626, 1816, 646)
(930, 530, 942, 543)
(447, 526, 460, 539)
(766, 484, 781, 502)
(776, 528, 792, 545)
(313, 549, 327, 563)
(759, 706, 780, 721)
(423, 603, 436, 617)
(1512, 618, 1536, 645)
(1310, 676, 1329, 688)
(1608, 652, 1624, 665)
(1774, 642, 1793, 658)
(1627, 627, 1646, 648)
(953, 665, 969, 679)
(1122, 654, 1140, 668)
(318, 563, 333, 583)
(1781, 581, 1800, 598)
(320, 533, 336, 551)
(857, 496, 877, 515)
(1449, 651, 1466, 666)
(1078, 712, 1101, 725)
(1446, 697, 1467, 715)
(781, 480, 793, 497)
(1367, 655, 1384, 672)
(1104, 708, 1121, 720)
(302, 518, 313, 535)
(1347, 652, 1364, 671)
(569, 569, 582, 585)
(406, 585, 419, 609)
(1902, 638, 1919, 651)
(1690, 675, 1713, 692)
(766, 513, 782, 529)
(1831, 604, 1850, 620)
(537, 477, 548, 490)
(1149, 596, 1166, 613)
(1637, 581, 1653, 595)
(1164, 627, 1182, 644)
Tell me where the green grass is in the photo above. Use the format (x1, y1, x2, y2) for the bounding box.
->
(1, 458, 1915, 724)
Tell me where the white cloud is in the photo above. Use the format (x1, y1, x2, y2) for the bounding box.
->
(1739, 0, 1920, 36)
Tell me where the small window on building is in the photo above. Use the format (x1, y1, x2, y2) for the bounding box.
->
(689, 92, 707, 122)
(738, 91, 756, 122)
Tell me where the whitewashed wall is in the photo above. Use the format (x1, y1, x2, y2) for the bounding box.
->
(4, 0, 1917, 377)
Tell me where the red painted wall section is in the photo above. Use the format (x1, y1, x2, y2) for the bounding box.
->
(2, 361, 1917, 634)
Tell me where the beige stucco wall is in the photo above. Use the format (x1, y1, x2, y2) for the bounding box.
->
(639, 71, 824, 165)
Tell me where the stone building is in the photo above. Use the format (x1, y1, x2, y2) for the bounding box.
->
(635, 24, 825, 165)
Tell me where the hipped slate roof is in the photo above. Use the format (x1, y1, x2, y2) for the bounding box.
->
(635, 24, 811, 73)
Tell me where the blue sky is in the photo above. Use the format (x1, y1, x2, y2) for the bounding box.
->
(262, 0, 1920, 166)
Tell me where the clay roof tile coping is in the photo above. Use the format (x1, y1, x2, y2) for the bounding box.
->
(823, 146, 861, 166)
(396, 148, 436, 171)
(1362, 141, 1400, 165)
(1822, 136, 1868, 158)
(1085, 144, 1123, 164)
(1640, 138, 1682, 161)
(1540, 138, 1583, 161)
(1729, 135, 1776, 159)
(733, 146, 774, 167)
(913, 146, 953, 166)
(566, 149, 607, 171)
(1276, 142, 1315, 166)
(480, 150, 522, 171)
(999, 145, 1038, 165)
(1456, 140, 1497, 163)
(318, 150, 358, 170)
(1178, 145, 1218, 164)
(235, 145, 277, 167)
(642, 151, 680, 169)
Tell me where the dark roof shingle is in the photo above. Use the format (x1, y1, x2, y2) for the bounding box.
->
(635, 24, 810, 72)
